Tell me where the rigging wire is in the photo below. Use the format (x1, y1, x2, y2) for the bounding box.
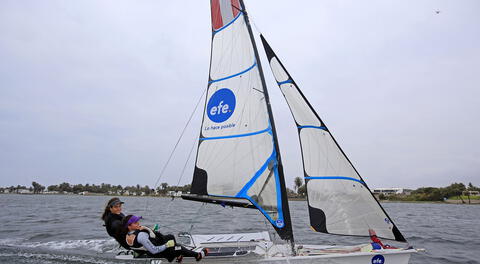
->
(163, 137, 198, 214)
(142, 88, 206, 217)
(175, 137, 198, 189)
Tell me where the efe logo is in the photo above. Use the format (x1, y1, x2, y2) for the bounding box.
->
(371, 255, 385, 264)
(207, 88, 236, 123)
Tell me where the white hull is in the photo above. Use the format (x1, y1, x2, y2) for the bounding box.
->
(116, 232, 418, 264)
(116, 250, 414, 264)
(259, 249, 415, 264)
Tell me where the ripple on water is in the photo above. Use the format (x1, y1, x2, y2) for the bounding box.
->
(0, 251, 122, 264)
(1, 195, 479, 264)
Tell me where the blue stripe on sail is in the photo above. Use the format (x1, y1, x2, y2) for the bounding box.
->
(209, 62, 257, 84)
(235, 148, 285, 228)
(277, 80, 292, 85)
(234, 126, 285, 229)
(305, 176, 365, 184)
(297, 125, 327, 130)
(208, 192, 283, 228)
(213, 12, 243, 34)
(247, 197, 281, 227)
(200, 127, 270, 141)
(236, 151, 275, 197)
(272, 157, 285, 228)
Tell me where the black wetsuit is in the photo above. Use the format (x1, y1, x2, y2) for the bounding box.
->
(104, 212, 130, 249)
(130, 230, 198, 262)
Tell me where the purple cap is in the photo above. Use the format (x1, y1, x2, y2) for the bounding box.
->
(126, 215, 142, 226)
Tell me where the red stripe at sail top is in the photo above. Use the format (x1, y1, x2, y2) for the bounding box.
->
(211, 0, 241, 31)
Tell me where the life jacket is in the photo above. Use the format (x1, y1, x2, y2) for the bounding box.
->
(127, 230, 150, 250)
(104, 212, 131, 249)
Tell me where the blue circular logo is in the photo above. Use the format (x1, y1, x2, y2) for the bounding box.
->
(207, 88, 236, 123)
(275, 219, 284, 228)
(371, 255, 385, 264)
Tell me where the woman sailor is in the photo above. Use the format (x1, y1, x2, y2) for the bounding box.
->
(101, 197, 131, 249)
(122, 215, 207, 262)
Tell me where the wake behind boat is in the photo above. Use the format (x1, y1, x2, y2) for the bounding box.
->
(117, 0, 422, 263)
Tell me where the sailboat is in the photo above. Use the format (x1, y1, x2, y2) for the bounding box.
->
(119, 0, 420, 263)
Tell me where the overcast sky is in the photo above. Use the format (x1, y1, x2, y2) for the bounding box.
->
(1, 0, 479, 190)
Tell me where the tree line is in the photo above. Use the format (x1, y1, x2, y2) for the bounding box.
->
(289, 177, 479, 202)
(0, 181, 190, 196)
(1, 179, 478, 202)
(379, 182, 480, 202)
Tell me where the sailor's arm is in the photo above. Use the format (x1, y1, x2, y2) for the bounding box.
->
(139, 226, 156, 238)
(137, 232, 173, 254)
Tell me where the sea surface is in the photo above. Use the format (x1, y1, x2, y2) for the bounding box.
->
(0, 194, 478, 264)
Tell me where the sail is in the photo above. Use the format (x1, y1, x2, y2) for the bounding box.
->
(260, 35, 406, 242)
(185, 0, 293, 242)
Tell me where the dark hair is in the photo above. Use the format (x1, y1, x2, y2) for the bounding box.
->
(118, 214, 134, 236)
(101, 197, 121, 221)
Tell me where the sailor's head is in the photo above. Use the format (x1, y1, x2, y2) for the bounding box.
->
(107, 198, 124, 214)
(125, 215, 142, 230)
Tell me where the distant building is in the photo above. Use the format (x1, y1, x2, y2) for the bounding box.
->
(373, 188, 410, 196)
(463, 191, 479, 196)
(18, 189, 33, 194)
(167, 191, 183, 197)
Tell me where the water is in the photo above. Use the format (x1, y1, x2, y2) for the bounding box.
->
(0, 194, 478, 263)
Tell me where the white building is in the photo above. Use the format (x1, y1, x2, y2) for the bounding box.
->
(167, 191, 183, 197)
(463, 190, 479, 196)
(373, 188, 410, 195)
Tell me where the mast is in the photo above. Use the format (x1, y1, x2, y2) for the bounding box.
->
(183, 0, 295, 252)
(239, 0, 295, 248)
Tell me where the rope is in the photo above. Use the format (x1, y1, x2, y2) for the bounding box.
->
(142, 88, 206, 217)
(175, 137, 198, 188)
(162, 138, 198, 216)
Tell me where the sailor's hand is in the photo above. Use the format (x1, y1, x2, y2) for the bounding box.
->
(165, 240, 175, 248)
(139, 226, 156, 238)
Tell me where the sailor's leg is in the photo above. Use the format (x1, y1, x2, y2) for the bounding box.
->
(150, 247, 178, 262)
(153, 232, 176, 244)
(176, 246, 197, 258)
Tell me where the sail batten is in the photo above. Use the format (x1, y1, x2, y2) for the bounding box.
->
(200, 127, 270, 140)
(260, 34, 406, 242)
(297, 126, 327, 130)
(209, 61, 257, 83)
(305, 176, 366, 184)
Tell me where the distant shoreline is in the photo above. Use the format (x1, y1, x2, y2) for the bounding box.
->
(2, 193, 479, 204)
(379, 199, 480, 205)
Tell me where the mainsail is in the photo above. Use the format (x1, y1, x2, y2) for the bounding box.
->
(260, 35, 406, 242)
(184, 0, 294, 242)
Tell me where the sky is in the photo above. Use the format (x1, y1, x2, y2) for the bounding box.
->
(0, 0, 479, 190)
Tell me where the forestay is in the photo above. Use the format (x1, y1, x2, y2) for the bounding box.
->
(186, 0, 293, 242)
(260, 35, 406, 242)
